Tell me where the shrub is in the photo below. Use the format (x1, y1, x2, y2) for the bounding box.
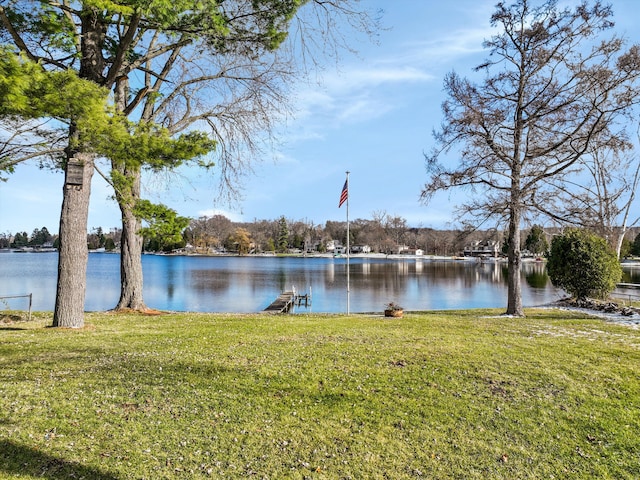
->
(547, 228, 622, 300)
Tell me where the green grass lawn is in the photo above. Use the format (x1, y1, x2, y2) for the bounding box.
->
(1, 309, 639, 479)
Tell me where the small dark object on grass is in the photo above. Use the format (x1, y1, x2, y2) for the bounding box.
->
(384, 302, 404, 318)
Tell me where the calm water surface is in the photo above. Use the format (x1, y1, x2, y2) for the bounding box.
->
(0, 251, 590, 313)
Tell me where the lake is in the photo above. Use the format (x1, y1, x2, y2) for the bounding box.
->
(0, 251, 586, 313)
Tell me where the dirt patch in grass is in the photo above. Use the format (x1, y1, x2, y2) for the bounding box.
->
(0, 313, 25, 323)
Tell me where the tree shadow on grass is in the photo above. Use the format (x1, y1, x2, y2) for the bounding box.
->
(0, 440, 119, 480)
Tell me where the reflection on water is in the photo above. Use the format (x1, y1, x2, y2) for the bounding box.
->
(622, 264, 640, 284)
(0, 252, 584, 313)
(525, 268, 548, 289)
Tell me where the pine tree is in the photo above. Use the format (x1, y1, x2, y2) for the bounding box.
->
(277, 217, 289, 253)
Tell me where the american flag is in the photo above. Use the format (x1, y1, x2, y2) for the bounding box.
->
(338, 178, 348, 208)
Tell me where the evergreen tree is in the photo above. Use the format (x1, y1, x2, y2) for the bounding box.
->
(524, 225, 549, 256)
(547, 229, 622, 300)
(277, 216, 289, 253)
(135, 201, 190, 253)
(11, 232, 28, 247)
(104, 237, 116, 252)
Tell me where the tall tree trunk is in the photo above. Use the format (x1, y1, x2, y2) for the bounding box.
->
(506, 201, 524, 316)
(114, 166, 148, 311)
(111, 77, 148, 312)
(506, 53, 526, 317)
(52, 7, 106, 327)
(53, 152, 94, 327)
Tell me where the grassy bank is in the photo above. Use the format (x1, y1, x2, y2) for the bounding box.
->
(1, 310, 639, 479)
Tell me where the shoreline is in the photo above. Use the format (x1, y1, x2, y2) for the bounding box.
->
(151, 251, 534, 262)
(7, 248, 640, 267)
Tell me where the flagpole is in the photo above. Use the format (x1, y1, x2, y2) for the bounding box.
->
(345, 171, 350, 315)
(338, 172, 350, 315)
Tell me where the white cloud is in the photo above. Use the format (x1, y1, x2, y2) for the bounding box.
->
(290, 64, 432, 130)
(287, 20, 490, 134)
(336, 97, 393, 123)
(293, 89, 335, 118)
(324, 65, 434, 92)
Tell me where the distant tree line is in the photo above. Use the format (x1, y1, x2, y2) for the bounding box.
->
(0, 227, 119, 251)
(3, 227, 54, 248)
(184, 213, 467, 255)
(154, 216, 640, 258)
(5, 216, 640, 258)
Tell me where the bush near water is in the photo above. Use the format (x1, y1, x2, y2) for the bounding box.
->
(547, 228, 622, 300)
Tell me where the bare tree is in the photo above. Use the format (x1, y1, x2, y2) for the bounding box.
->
(367, 211, 389, 253)
(0, 119, 66, 180)
(421, 0, 640, 316)
(188, 215, 234, 252)
(385, 215, 408, 249)
(538, 134, 640, 258)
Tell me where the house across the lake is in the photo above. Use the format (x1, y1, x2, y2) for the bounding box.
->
(399, 247, 424, 256)
(463, 240, 500, 257)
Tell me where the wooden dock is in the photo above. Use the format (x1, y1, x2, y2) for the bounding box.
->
(264, 287, 311, 313)
(264, 291, 296, 313)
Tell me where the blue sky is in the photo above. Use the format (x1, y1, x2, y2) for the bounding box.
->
(2, 0, 640, 234)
